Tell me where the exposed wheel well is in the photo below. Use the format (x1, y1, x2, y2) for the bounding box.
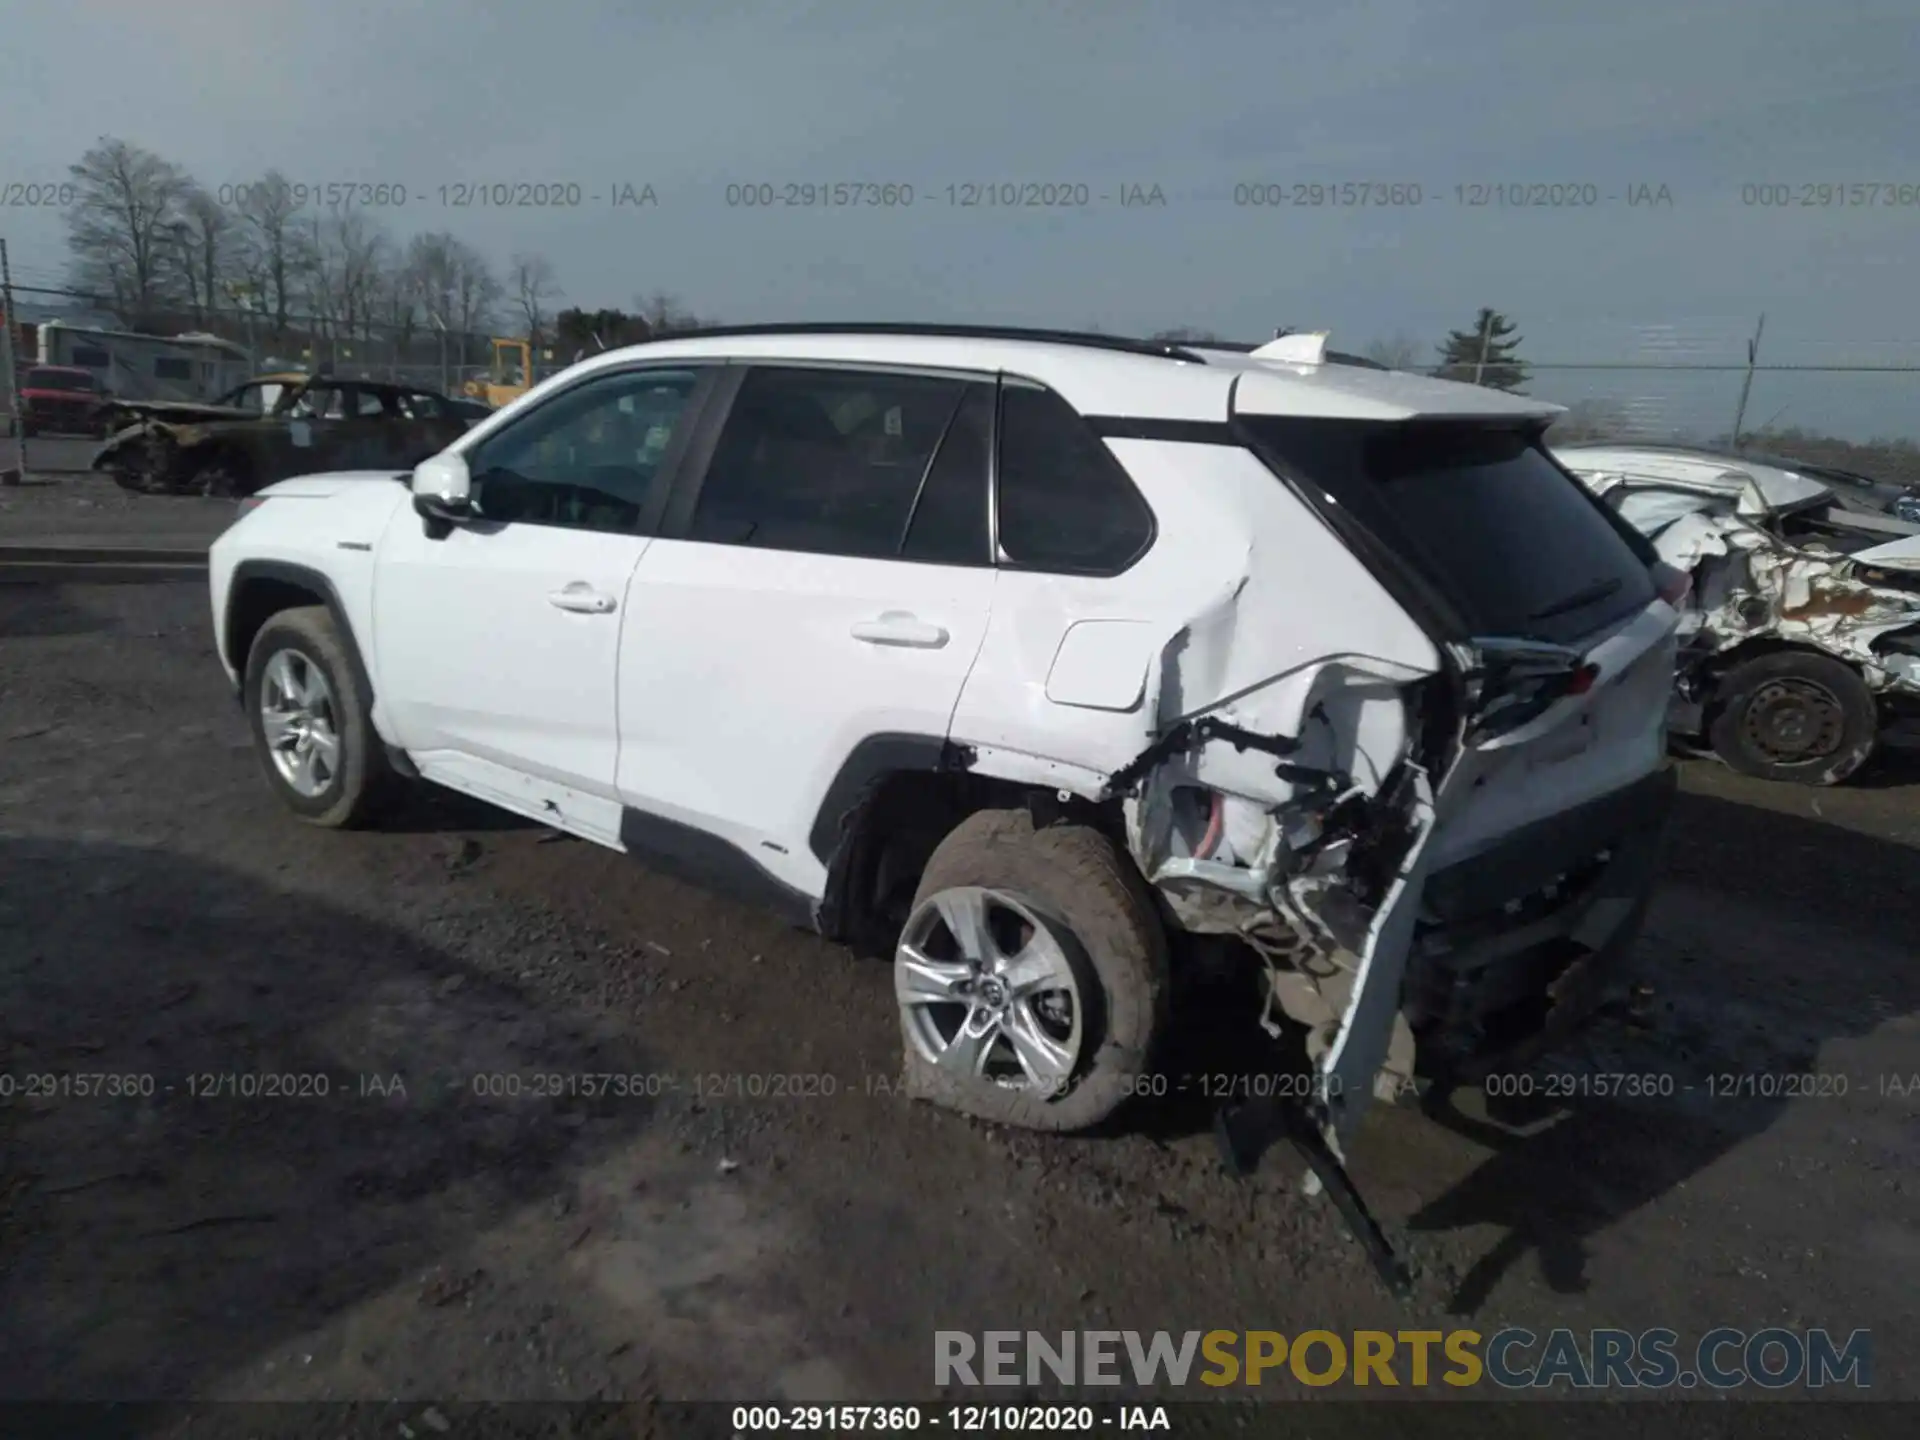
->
(226, 576, 328, 677)
(816, 769, 1131, 951)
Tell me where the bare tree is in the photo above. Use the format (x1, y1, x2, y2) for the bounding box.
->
(1147, 325, 1224, 344)
(168, 186, 237, 326)
(376, 259, 423, 371)
(509, 252, 562, 349)
(333, 211, 393, 348)
(408, 232, 499, 367)
(232, 171, 310, 340)
(63, 137, 193, 315)
(634, 290, 705, 337)
(1360, 332, 1422, 371)
(299, 214, 342, 348)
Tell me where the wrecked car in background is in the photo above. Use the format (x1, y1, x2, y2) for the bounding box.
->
(1554, 444, 1920, 785)
(92, 373, 470, 497)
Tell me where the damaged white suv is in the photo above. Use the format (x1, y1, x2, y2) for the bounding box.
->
(209, 324, 1682, 1156)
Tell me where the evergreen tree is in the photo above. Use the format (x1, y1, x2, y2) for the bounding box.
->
(1435, 308, 1528, 391)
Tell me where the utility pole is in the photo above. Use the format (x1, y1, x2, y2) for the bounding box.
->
(1471, 310, 1495, 387)
(1, 239, 25, 486)
(1729, 313, 1766, 452)
(226, 282, 259, 372)
(431, 311, 449, 395)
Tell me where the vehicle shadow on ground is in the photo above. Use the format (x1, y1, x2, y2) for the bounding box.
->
(0, 836, 656, 1402)
(1847, 745, 1920, 790)
(1402, 786, 1920, 1314)
(375, 784, 545, 836)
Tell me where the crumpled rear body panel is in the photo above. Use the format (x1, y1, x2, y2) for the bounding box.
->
(954, 436, 1674, 1148)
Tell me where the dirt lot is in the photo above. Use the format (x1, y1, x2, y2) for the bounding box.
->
(1, 480, 1916, 1419)
(1, 453, 236, 547)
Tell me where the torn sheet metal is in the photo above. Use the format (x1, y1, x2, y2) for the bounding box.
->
(1111, 580, 1447, 1148)
(1639, 502, 1920, 695)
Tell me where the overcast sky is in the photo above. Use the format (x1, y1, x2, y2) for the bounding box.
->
(3, 0, 1918, 437)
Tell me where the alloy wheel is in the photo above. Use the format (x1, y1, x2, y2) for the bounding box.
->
(259, 648, 342, 798)
(896, 886, 1084, 1095)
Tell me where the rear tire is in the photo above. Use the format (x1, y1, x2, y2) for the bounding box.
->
(1707, 650, 1877, 786)
(896, 809, 1169, 1133)
(243, 605, 396, 827)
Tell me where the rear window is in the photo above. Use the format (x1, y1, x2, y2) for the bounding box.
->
(1241, 419, 1655, 645)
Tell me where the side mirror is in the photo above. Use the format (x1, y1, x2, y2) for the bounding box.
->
(412, 451, 473, 538)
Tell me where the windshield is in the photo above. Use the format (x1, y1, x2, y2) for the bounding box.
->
(26, 368, 94, 392)
(1242, 418, 1657, 646)
(217, 382, 287, 415)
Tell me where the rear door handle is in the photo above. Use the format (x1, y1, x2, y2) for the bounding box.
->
(850, 612, 949, 648)
(547, 582, 617, 614)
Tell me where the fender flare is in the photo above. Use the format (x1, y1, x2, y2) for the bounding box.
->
(226, 559, 377, 707)
(806, 733, 966, 865)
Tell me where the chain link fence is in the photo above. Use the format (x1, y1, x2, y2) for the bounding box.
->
(1508, 318, 1920, 481)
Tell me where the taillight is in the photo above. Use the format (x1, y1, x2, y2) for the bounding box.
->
(1565, 662, 1600, 696)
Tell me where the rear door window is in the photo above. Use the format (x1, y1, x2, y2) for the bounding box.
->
(688, 366, 976, 560)
(1242, 419, 1656, 645)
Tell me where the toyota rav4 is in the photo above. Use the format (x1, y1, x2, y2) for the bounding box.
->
(209, 324, 1682, 1175)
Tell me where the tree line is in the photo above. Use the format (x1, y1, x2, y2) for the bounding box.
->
(51, 137, 711, 368)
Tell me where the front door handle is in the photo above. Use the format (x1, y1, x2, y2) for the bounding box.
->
(850, 612, 949, 648)
(547, 582, 617, 614)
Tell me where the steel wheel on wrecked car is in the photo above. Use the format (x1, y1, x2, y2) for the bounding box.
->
(1709, 650, 1879, 786)
(258, 648, 342, 798)
(1739, 676, 1845, 765)
(896, 886, 1084, 1093)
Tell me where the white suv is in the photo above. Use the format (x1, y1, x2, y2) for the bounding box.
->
(209, 324, 1681, 1154)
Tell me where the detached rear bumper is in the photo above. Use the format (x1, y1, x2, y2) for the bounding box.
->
(1404, 765, 1675, 1079)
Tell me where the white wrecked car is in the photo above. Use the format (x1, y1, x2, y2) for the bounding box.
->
(1554, 444, 1920, 785)
(208, 325, 1684, 1278)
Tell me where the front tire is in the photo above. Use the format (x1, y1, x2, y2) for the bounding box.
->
(243, 606, 394, 827)
(896, 809, 1169, 1132)
(1707, 650, 1878, 786)
(195, 451, 252, 498)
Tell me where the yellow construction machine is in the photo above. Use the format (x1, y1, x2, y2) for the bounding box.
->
(461, 337, 557, 408)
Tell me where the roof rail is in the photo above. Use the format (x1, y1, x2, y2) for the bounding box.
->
(650, 322, 1211, 363)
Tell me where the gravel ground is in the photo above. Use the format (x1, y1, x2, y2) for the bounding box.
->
(1, 566, 1915, 1415)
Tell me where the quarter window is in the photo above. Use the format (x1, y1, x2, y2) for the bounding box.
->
(689, 366, 981, 561)
(466, 367, 703, 533)
(995, 381, 1155, 574)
